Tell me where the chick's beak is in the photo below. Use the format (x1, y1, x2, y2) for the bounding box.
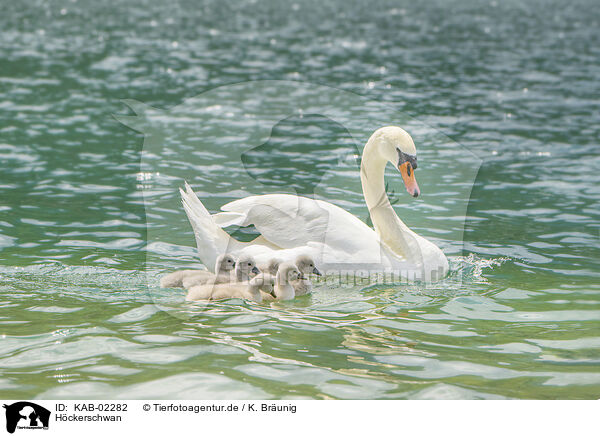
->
(251, 266, 260, 275)
(398, 161, 420, 198)
(312, 267, 322, 276)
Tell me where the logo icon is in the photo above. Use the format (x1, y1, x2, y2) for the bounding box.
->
(3, 402, 50, 434)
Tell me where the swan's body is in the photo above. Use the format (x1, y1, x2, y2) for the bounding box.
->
(182, 254, 259, 288)
(181, 126, 448, 282)
(160, 269, 204, 288)
(160, 254, 235, 288)
(186, 273, 273, 303)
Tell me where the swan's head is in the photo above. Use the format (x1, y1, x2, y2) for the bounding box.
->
(236, 255, 260, 277)
(373, 126, 420, 198)
(266, 258, 283, 275)
(215, 254, 236, 272)
(295, 255, 321, 276)
(276, 262, 302, 284)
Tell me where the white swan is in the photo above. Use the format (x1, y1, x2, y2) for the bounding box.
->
(182, 254, 259, 288)
(186, 273, 273, 303)
(260, 263, 302, 301)
(266, 255, 320, 296)
(160, 254, 235, 288)
(232, 255, 261, 282)
(180, 126, 448, 282)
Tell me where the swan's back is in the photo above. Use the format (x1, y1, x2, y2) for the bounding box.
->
(217, 194, 383, 255)
(186, 282, 255, 302)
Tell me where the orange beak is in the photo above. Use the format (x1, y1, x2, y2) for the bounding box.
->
(398, 162, 420, 197)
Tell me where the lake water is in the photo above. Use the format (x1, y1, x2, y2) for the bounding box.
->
(1, 0, 599, 399)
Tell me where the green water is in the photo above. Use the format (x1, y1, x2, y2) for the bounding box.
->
(1, 0, 599, 399)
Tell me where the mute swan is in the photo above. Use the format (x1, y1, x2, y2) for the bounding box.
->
(233, 255, 261, 281)
(266, 255, 321, 296)
(180, 126, 448, 282)
(265, 258, 284, 276)
(186, 273, 274, 303)
(182, 254, 259, 288)
(260, 263, 302, 301)
(160, 254, 235, 288)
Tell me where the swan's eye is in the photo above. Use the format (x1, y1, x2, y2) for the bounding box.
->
(397, 148, 418, 170)
(247, 262, 252, 266)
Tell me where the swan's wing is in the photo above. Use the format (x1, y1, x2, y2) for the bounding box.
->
(215, 194, 389, 259)
(212, 211, 247, 228)
(180, 183, 241, 271)
(216, 194, 328, 249)
(249, 235, 282, 250)
(210, 212, 283, 250)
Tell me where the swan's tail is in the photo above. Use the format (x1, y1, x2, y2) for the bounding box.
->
(180, 182, 237, 272)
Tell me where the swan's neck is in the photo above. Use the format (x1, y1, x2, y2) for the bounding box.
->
(235, 267, 246, 282)
(274, 284, 294, 300)
(275, 275, 295, 300)
(360, 138, 419, 262)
